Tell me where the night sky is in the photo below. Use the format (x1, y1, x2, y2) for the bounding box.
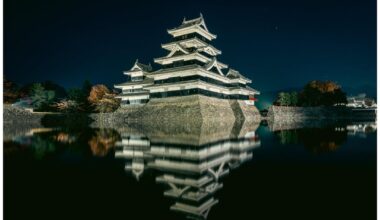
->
(4, 0, 377, 101)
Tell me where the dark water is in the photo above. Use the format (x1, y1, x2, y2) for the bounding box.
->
(4, 121, 377, 220)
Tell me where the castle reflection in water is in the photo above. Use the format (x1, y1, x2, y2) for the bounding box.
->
(114, 124, 261, 219)
(4, 120, 377, 220)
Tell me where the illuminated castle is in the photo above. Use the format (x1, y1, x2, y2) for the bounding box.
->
(115, 14, 259, 107)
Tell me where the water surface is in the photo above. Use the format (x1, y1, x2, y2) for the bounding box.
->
(4, 121, 376, 220)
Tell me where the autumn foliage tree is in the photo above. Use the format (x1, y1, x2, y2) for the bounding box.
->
(298, 80, 347, 106)
(88, 84, 120, 113)
(88, 85, 110, 105)
(54, 100, 84, 113)
(4, 78, 98, 112)
(4, 77, 20, 104)
(274, 81, 347, 107)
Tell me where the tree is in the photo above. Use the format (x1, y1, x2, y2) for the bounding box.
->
(290, 91, 298, 106)
(87, 84, 120, 112)
(17, 83, 35, 99)
(276, 92, 285, 106)
(54, 99, 84, 113)
(82, 80, 92, 96)
(298, 80, 347, 106)
(67, 88, 86, 103)
(94, 94, 120, 113)
(30, 83, 56, 111)
(364, 98, 375, 107)
(18, 82, 63, 103)
(332, 89, 347, 105)
(81, 80, 93, 111)
(4, 77, 20, 104)
(41, 81, 67, 99)
(276, 92, 291, 106)
(88, 84, 110, 105)
(65, 80, 93, 112)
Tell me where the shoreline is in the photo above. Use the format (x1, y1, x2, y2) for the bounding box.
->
(4, 102, 376, 128)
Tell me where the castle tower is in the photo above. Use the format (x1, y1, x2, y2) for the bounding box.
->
(114, 14, 259, 106)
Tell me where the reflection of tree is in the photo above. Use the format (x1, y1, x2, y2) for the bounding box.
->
(88, 129, 120, 156)
(276, 130, 299, 145)
(30, 136, 56, 159)
(5, 127, 124, 159)
(300, 128, 347, 153)
(54, 132, 77, 144)
(4, 141, 27, 156)
(364, 126, 376, 133)
(275, 127, 347, 154)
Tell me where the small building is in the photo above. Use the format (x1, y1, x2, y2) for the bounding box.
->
(347, 94, 377, 108)
(115, 14, 259, 107)
(114, 61, 153, 105)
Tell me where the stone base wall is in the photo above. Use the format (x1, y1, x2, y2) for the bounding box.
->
(236, 100, 261, 122)
(4, 105, 92, 127)
(91, 95, 261, 127)
(91, 95, 234, 126)
(267, 105, 376, 122)
(4, 105, 44, 124)
(4, 96, 262, 129)
(198, 95, 236, 124)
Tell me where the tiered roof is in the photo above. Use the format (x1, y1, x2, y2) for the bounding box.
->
(178, 14, 209, 30)
(162, 38, 221, 55)
(124, 59, 152, 75)
(226, 69, 251, 83)
(154, 52, 211, 65)
(114, 77, 154, 88)
(167, 13, 217, 40)
(164, 43, 190, 57)
(115, 14, 260, 97)
(204, 57, 228, 75)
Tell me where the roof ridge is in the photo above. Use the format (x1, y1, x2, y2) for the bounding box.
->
(131, 59, 153, 72)
(226, 68, 250, 82)
(182, 14, 203, 24)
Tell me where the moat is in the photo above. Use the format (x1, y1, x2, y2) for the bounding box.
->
(4, 120, 376, 220)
